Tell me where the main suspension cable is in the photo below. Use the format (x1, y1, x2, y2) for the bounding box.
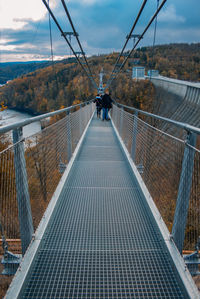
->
(61, 0, 98, 89)
(48, 0, 54, 65)
(42, 0, 97, 90)
(106, 0, 167, 89)
(107, 0, 148, 87)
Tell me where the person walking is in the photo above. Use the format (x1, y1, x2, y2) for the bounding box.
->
(94, 94, 102, 118)
(101, 91, 113, 121)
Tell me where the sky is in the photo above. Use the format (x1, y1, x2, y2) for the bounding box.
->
(0, 0, 200, 62)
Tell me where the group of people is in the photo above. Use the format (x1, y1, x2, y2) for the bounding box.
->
(94, 91, 113, 121)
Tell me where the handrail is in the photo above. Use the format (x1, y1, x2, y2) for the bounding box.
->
(114, 100, 200, 135)
(149, 75, 200, 88)
(0, 100, 93, 134)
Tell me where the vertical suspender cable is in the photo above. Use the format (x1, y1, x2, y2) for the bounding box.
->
(61, 0, 98, 89)
(106, 0, 167, 89)
(107, 0, 148, 87)
(150, 0, 159, 80)
(42, 0, 97, 90)
(48, 0, 54, 65)
(47, 0, 60, 91)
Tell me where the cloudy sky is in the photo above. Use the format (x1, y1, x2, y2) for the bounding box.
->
(0, 0, 200, 62)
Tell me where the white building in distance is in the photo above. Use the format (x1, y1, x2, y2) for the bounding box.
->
(147, 69, 159, 77)
(132, 67, 145, 79)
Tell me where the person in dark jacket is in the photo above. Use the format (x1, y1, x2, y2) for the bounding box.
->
(101, 91, 113, 121)
(94, 94, 102, 118)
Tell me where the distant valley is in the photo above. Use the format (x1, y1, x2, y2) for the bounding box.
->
(0, 61, 53, 84)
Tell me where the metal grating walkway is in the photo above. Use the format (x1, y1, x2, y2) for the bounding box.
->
(17, 116, 191, 298)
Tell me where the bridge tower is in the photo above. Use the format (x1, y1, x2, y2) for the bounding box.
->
(98, 68, 104, 95)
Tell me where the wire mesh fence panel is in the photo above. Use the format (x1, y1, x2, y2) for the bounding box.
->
(184, 147, 200, 251)
(111, 104, 200, 253)
(121, 110, 134, 154)
(0, 145, 20, 248)
(0, 143, 23, 299)
(0, 102, 94, 297)
(70, 104, 92, 152)
(71, 108, 82, 152)
(0, 102, 94, 292)
(25, 116, 69, 231)
(135, 118, 185, 232)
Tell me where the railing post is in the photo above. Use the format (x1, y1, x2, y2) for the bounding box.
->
(90, 101, 93, 117)
(66, 111, 72, 161)
(131, 111, 138, 162)
(86, 102, 90, 124)
(79, 104, 82, 137)
(115, 105, 119, 125)
(12, 127, 34, 255)
(172, 131, 197, 253)
(112, 104, 116, 124)
(119, 107, 124, 137)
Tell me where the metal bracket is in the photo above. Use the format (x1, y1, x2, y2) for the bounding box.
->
(136, 164, 144, 174)
(184, 237, 200, 276)
(1, 251, 22, 276)
(184, 252, 200, 276)
(1, 235, 21, 276)
(59, 156, 67, 174)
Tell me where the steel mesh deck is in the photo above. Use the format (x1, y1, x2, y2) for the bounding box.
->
(19, 117, 189, 298)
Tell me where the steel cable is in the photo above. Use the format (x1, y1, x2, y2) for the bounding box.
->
(106, 0, 148, 89)
(149, 0, 159, 80)
(42, 0, 97, 89)
(60, 0, 98, 89)
(111, 103, 200, 254)
(106, 0, 167, 89)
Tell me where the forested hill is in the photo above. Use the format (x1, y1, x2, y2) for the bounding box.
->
(0, 61, 55, 85)
(0, 59, 98, 114)
(136, 43, 200, 81)
(0, 43, 199, 115)
(0, 58, 83, 85)
(0, 55, 155, 115)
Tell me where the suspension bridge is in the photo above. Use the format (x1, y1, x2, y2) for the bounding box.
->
(0, 75, 200, 298)
(1, 0, 200, 297)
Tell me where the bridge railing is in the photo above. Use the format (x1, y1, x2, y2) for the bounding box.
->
(0, 101, 94, 273)
(111, 102, 200, 272)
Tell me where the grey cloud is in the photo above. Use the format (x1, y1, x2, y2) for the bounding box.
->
(1, 0, 200, 62)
